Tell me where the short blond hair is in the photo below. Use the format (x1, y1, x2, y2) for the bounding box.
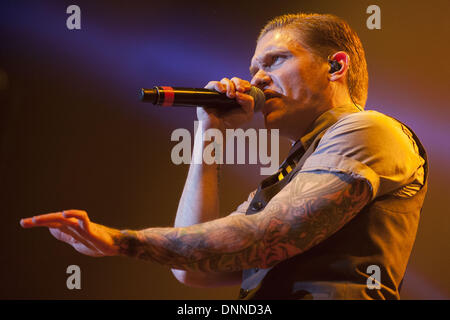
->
(259, 13, 368, 107)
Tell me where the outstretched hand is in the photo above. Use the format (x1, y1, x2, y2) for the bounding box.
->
(20, 210, 121, 257)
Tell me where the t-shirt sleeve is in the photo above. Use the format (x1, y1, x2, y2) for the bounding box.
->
(299, 111, 426, 200)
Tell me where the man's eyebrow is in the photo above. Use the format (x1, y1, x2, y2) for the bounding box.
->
(249, 48, 292, 76)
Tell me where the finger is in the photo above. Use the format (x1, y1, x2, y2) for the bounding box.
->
(20, 212, 62, 228)
(204, 81, 217, 90)
(49, 227, 102, 256)
(21, 217, 63, 229)
(220, 78, 236, 98)
(20, 212, 78, 229)
(231, 77, 251, 93)
(50, 224, 99, 251)
(20, 217, 37, 228)
(49, 227, 80, 245)
(62, 210, 90, 231)
(61, 226, 98, 251)
(31, 213, 80, 229)
(49, 227, 71, 242)
(235, 91, 255, 116)
(59, 215, 114, 255)
(58, 211, 99, 247)
(204, 81, 226, 93)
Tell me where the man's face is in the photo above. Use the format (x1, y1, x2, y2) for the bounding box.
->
(250, 29, 331, 139)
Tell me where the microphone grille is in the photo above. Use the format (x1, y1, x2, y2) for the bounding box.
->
(248, 86, 265, 112)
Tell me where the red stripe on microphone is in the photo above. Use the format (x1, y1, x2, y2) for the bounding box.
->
(161, 86, 174, 107)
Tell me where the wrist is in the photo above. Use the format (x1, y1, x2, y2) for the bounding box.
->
(192, 121, 225, 167)
(199, 119, 226, 134)
(112, 229, 141, 258)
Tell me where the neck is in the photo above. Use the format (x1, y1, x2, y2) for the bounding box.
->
(284, 108, 326, 143)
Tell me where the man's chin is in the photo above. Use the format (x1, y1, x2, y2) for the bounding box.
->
(263, 111, 284, 129)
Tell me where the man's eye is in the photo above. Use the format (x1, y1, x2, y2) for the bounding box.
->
(272, 56, 284, 64)
(265, 55, 285, 68)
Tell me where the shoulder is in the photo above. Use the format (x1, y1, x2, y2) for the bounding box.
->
(329, 110, 404, 137)
(305, 110, 425, 199)
(321, 110, 420, 156)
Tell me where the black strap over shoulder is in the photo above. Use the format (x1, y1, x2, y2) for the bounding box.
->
(245, 140, 306, 216)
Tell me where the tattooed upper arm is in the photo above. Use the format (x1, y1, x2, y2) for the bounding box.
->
(115, 170, 372, 273)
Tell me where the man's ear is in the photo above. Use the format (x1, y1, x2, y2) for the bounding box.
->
(328, 51, 350, 81)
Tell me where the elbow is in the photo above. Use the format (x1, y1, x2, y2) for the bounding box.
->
(171, 269, 191, 286)
(171, 268, 242, 288)
(171, 269, 209, 288)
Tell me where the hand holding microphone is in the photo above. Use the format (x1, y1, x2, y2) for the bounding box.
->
(201, 77, 263, 129)
(140, 77, 265, 129)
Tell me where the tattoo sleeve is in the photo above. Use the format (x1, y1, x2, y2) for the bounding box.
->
(113, 171, 372, 272)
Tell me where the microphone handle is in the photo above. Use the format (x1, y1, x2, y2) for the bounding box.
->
(140, 86, 242, 109)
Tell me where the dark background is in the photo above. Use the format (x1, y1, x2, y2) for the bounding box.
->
(1, 0, 449, 299)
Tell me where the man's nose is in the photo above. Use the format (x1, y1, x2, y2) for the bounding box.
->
(250, 70, 271, 89)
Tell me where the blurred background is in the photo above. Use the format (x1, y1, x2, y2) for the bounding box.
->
(1, 0, 449, 299)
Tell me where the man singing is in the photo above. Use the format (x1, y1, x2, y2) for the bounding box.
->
(20, 13, 428, 300)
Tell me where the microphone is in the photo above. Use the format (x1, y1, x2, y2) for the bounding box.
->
(139, 86, 265, 112)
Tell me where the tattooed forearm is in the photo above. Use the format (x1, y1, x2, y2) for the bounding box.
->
(113, 171, 372, 272)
